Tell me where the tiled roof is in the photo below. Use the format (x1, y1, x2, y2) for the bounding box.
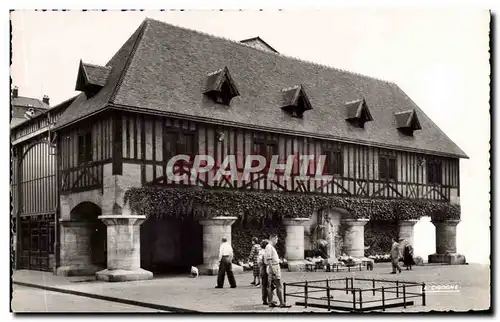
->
(55, 18, 468, 159)
(10, 95, 77, 131)
(12, 96, 49, 109)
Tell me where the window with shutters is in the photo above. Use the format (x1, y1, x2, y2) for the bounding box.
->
(379, 155, 397, 181)
(77, 131, 92, 164)
(323, 148, 343, 176)
(254, 138, 278, 169)
(163, 129, 197, 164)
(427, 159, 442, 184)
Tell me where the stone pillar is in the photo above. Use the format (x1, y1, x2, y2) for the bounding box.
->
(341, 218, 369, 258)
(428, 219, 466, 265)
(283, 218, 310, 271)
(96, 215, 153, 282)
(56, 221, 103, 276)
(198, 216, 243, 275)
(398, 219, 418, 248)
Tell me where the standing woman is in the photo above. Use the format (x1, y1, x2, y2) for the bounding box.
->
(248, 237, 261, 286)
(403, 241, 416, 270)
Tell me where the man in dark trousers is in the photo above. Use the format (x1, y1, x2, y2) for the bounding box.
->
(265, 234, 291, 308)
(215, 237, 237, 288)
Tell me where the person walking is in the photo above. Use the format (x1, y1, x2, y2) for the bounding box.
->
(258, 239, 270, 305)
(403, 241, 416, 270)
(265, 234, 291, 308)
(248, 237, 261, 286)
(390, 238, 403, 274)
(215, 237, 237, 288)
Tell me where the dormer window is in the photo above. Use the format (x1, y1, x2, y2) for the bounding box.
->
(203, 67, 240, 106)
(75, 60, 111, 97)
(280, 85, 312, 119)
(394, 109, 422, 136)
(345, 98, 373, 128)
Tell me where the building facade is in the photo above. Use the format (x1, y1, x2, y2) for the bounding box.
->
(11, 18, 468, 280)
(11, 95, 74, 271)
(11, 86, 51, 127)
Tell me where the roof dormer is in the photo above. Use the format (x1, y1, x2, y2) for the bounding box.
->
(75, 60, 111, 96)
(240, 37, 279, 54)
(344, 98, 373, 128)
(394, 109, 422, 136)
(280, 85, 312, 119)
(203, 67, 240, 106)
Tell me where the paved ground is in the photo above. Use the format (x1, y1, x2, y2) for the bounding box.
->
(11, 285, 164, 313)
(11, 263, 490, 313)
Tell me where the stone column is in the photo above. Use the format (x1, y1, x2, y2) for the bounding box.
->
(428, 219, 466, 264)
(398, 219, 418, 248)
(198, 216, 243, 275)
(341, 218, 369, 258)
(56, 221, 102, 276)
(283, 218, 310, 271)
(96, 215, 153, 282)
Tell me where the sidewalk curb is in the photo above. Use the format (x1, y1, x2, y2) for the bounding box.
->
(13, 281, 199, 313)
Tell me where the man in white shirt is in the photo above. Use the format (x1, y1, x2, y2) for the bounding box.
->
(215, 237, 237, 288)
(265, 234, 290, 308)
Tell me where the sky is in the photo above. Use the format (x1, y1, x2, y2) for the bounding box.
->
(9, 9, 491, 263)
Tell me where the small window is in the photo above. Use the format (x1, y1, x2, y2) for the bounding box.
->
(213, 82, 232, 105)
(427, 159, 442, 184)
(164, 129, 197, 163)
(177, 132, 196, 157)
(254, 139, 278, 169)
(379, 155, 397, 181)
(78, 131, 92, 164)
(323, 149, 343, 176)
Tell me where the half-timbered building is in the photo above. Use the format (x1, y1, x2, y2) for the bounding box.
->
(11, 94, 75, 271)
(12, 18, 468, 279)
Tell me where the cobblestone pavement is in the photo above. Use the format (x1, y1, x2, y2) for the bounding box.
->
(11, 285, 164, 313)
(12, 263, 490, 313)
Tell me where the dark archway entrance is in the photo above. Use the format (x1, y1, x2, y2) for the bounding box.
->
(140, 216, 203, 274)
(69, 202, 107, 267)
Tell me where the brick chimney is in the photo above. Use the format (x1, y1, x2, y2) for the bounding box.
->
(43, 95, 50, 105)
(12, 86, 18, 98)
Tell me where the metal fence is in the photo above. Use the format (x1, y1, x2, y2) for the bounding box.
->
(284, 277, 426, 312)
(306, 261, 373, 272)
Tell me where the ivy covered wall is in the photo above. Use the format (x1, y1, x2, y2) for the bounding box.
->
(231, 214, 286, 262)
(124, 186, 461, 222)
(364, 220, 399, 255)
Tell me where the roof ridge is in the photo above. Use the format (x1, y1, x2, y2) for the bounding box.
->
(144, 17, 396, 86)
(109, 19, 149, 103)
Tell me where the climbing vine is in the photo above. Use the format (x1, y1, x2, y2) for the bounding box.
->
(123, 186, 461, 221)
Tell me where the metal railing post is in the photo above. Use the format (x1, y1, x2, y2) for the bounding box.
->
(305, 281, 308, 308)
(352, 287, 356, 311)
(381, 286, 385, 311)
(422, 283, 426, 306)
(326, 279, 331, 311)
(346, 277, 349, 294)
(403, 285, 406, 308)
(283, 282, 287, 304)
(351, 277, 354, 294)
(359, 289, 363, 311)
(396, 281, 399, 297)
(372, 278, 375, 296)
